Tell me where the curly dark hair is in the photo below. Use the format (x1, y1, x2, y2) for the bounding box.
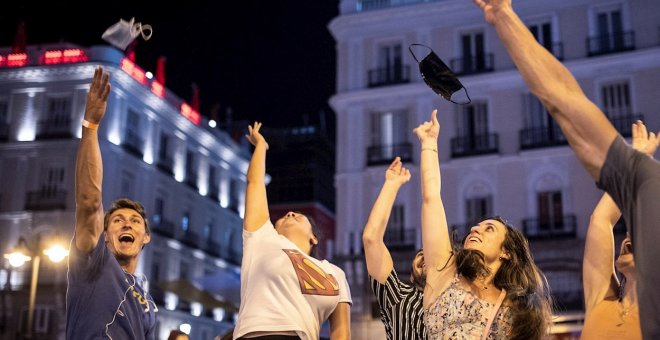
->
(454, 216, 553, 340)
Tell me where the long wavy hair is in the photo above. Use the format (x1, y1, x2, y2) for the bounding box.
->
(453, 216, 553, 340)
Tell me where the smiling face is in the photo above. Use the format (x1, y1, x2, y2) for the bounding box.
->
(463, 219, 509, 263)
(105, 208, 151, 263)
(410, 249, 426, 288)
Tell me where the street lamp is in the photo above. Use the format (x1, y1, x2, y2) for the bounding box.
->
(4, 236, 69, 339)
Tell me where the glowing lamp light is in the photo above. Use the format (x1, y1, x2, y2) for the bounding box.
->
(180, 103, 201, 125)
(41, 49, 88, 65)
(145, 71, 153, 79)
(43, 245, 69, 263)
(4, 252, 31, 268)
(179, 323, 191, 335)
(7, 53, 28, 68)
(120, 58, 147, 85)
(151, 81, 165, 98)
(208, 119, 217, 128)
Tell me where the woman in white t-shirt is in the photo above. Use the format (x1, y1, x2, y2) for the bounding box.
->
(233, 122, 352, 340)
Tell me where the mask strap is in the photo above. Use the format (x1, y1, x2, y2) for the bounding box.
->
(408, 43, 433, 63)
(129, 18, 153, 41)
(449, 87, 472, 105)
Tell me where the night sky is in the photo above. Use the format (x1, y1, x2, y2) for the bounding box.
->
(0, 1, 339, 130)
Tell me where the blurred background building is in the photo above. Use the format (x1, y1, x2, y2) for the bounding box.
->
(328, 0, 660, 338)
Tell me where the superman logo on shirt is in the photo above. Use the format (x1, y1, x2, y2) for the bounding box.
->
(283, 249, 339, 296)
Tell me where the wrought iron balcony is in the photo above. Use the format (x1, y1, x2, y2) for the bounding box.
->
(522, 214, 577, 240)
(156, 156, 174, 176)
(367, 65, 410, 88)
(587, 31, 635, 57)
(450, 133, 499, 158)
(36, 118, 73, 139)
(121, 130, 144, 158)
(25, 189, 67, 210)
(519, 126, 567, 150)
(367, 142, 412, 166)
(152, 218, 175, 238)
(383, 228, 417, 250)
(450, 54, 494, 75)
(608, 112, 643, 137)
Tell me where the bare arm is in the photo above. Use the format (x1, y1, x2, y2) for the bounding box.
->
(413, 110, 454, 303)
(363, 157, 411, 283)
(583, 193, 620, 316)
(243, 122, 270, 232)
(474, 0, 618, 180)
(329, 302, 351, 340)
(583, 120, 659, 316)
(75, 67, 110, 253)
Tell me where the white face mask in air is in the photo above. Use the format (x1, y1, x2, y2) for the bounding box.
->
(101, 17, 153, 50)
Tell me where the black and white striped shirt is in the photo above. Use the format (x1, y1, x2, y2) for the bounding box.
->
(370, 269, 426, 340)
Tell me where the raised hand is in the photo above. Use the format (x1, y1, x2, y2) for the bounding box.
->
(413, 109, 440, 146)
(246, 121, 269, 149)
(84, 66, 110, 124)
(385, 157, 411, 186)
(631, 120, 659, 158)
(473, 0, 512, 25)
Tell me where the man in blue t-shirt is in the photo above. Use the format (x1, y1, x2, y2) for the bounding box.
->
(66, 66, 157, 339)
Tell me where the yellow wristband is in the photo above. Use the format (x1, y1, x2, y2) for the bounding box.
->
(421, 148, 437, 153)
(82, 119, 99, 130)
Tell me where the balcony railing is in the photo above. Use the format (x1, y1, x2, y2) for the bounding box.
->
(207, 188, 220, 203)
(0, 122, 9, 141)
(450, 54, 494, 75)
(450, 133, 499, 158)
(383, 228, 417, 250)
(181, 231, 200, 248)
(36, 118, 73, 139)
(356, 0, 445, 12)
(367, 142, 412, 166)
(523, 214, 577, 240)
(368, 65, 410, 88)
(121, 130, 144, 158)
(152, 218, 175, 238)
(608, 112, 643, 137)
(587, 31, 635, 57)
(519, 126, 567, 150)
(25, 189, 67, 210)
(156, 156, 174, 176)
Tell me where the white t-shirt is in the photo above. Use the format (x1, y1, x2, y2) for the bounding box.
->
(233, 220, 352, 340)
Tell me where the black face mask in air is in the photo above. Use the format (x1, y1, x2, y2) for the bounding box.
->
(409, 43, 471, 105)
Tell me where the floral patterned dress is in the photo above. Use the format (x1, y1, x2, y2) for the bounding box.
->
(424, 275, 512, 339)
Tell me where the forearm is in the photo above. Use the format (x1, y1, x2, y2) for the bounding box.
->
(74, 127, 104, 251)
(329, 302, 351, 340)
(244, 143, 269, 230)
(419, 143, 450, 266)
(491, 6, 617, 179)
(363, 181, 400, 241)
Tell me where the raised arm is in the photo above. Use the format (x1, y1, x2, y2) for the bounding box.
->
(583, 120, 659, 316)
(473, 0, 618, 180)
(328, 302, 351, 340)
(74, 67, 110, 253)
(243, 122, 270, 231)
(413, 110, 453, 287)
(583, 193, 620, 316)
(362, 157, 411, 283)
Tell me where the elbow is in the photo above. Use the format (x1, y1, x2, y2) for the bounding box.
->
(362, 230, 379, 246)
(76, 192, 102, 211)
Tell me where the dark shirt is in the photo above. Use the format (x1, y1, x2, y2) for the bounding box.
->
(597, 136, 660, 339)
(66, 234, 157, 339)
(370, 269, 426, 340)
